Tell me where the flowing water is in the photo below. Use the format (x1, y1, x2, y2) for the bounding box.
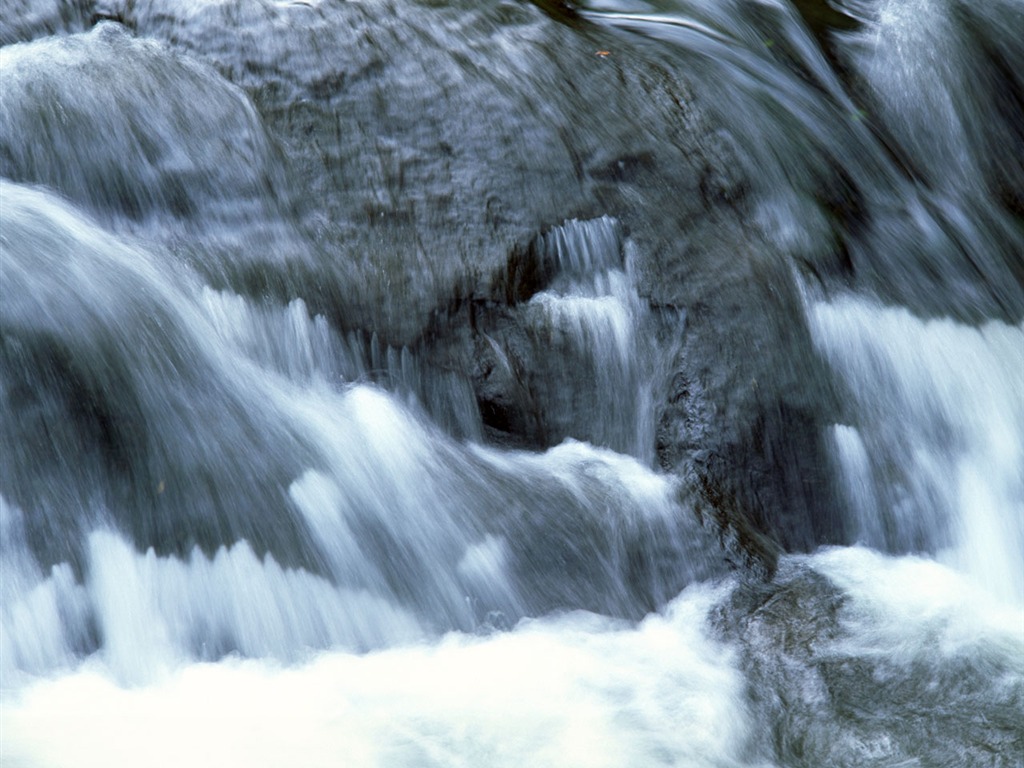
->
(2, 0, 1023, 766)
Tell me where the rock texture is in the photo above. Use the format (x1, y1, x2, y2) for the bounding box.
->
(2, 0, 853, 570)
(713, 561, 1024, 766)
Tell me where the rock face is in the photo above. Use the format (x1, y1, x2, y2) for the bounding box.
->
(712, 560, 1024, 766)
(0, 24, 290, 231)
(1, 0, 853, 570)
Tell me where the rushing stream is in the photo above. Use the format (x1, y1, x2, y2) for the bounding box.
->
(2, 0, 1022, 766)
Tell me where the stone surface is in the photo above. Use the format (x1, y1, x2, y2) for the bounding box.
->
(713, 561, 1024, 766)
(1, 0, 852, 567)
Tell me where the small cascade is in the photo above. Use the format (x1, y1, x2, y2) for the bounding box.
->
(0, 184, 720, 684)
(199, 288, 483, 440)
(524, 217, 657, 462)
(3, 1, 1024, 764)
(810, 295, 1024, 604)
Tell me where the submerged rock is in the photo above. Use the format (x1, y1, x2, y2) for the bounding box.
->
(713, 558, 1024, 766)
(0, 23, 293, 235)
(1, 0, 852, 572)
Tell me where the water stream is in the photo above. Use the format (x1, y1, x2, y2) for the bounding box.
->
(2, 0, 1022, 765)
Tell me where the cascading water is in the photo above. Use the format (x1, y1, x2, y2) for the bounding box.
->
(2, 0, 1022, 766)
(584, 0, 1024, 319)
(523, 216, 657, 460)
(1, 181, 718, 684)
(810, 296, 1024, 605)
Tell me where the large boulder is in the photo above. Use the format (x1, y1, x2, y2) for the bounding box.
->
(1, 0, 850, 568)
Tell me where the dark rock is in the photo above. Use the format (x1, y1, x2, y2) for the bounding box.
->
(2, 0, 853, 569)
(713, 562, 1024, 766)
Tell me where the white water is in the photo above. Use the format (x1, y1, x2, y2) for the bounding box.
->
(4, 548, 1020, 768)
(0, 374, 716, 682)
(0, 181, 719, 686)
(811, 296, 1024, 605)
(199, 288, 483, 440)
(1, 581, 752, 768)
(4, 0, 1024, 764)
(526, 217, 658, 460)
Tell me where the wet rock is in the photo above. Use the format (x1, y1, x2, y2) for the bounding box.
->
(2, 0, 851, 568)
(0, 24, 293, 236)
(713, 561, 1024, 767)
(0, 182, 321, 575)
(0, 0, 92, 45)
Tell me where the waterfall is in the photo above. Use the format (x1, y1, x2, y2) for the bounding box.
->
(524, 217, 658, 461)
(2, 0, 1022, 765)
(1, 182, 720, 685)
(811, 296, 1024, 604)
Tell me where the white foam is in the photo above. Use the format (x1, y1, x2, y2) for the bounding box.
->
(0, 581, 763, 768)
(471, 438, 681, 525)
(3, 526, 425, 687)
(811, 296, 1024, 604)
(808, 547, 1024, 662)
